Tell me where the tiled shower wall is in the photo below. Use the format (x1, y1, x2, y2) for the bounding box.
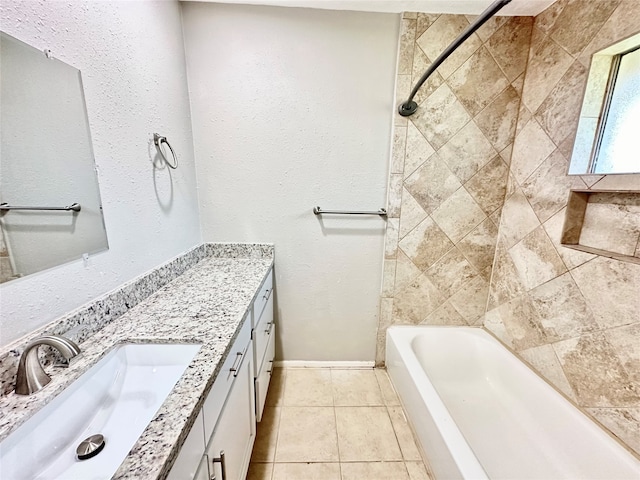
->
(485, 0, 640, 455)
(379, 0, 640, 456)
(378, 13, 533, 355)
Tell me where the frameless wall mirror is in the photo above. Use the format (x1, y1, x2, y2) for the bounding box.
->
(0, 31, 109, 284)
(569, 32, 640, 175)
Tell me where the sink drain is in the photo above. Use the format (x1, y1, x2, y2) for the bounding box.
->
(76, 434, 105, 460)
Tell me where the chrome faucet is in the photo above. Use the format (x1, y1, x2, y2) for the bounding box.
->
(15, 335, 81, 395)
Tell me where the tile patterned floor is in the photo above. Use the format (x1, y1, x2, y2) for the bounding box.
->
(247, 368, 433, 480)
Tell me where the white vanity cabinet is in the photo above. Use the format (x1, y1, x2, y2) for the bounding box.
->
(251, 269, 275, 423)
(167, 266, 275, 480)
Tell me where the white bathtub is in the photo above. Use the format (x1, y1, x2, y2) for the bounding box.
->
(386, 326, 640, 480)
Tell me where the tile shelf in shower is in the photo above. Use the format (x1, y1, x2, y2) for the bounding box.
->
(561, 189, 640, 265)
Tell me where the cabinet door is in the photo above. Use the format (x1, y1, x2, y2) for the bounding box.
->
(167, 410, 206, 480)
(206, 347, 256, 480)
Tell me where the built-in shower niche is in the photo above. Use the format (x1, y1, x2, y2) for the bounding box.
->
(561, 190, 640, 264)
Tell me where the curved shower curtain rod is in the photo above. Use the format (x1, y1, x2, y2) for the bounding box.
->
(398, 0, 513, 117)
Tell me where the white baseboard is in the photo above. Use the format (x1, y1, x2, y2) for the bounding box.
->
(273, 360, 375, 368)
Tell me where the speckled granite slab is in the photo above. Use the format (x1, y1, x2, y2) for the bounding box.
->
(0, 243, 273, 479)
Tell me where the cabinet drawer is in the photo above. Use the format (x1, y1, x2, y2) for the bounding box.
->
(253, 293, 274, 376)
(252, 269, 273, 328)
(203, 313, 252, 441)
(255, 324, 275, 422)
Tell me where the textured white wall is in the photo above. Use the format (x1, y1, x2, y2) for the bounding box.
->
(0, 0, 201, 346)
(182, 3, 398, 361)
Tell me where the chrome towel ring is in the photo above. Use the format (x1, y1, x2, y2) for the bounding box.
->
(153, 133, 178, 169)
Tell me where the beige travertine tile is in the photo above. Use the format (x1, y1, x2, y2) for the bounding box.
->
(247, 462, 273, 480)
(387, 406, 422, 461)
(547, 0, 620, 56)
(458, 218, 499, 273)
(377, 299, 394, 365)
(399, 188, 428, 239)
(498, 188, 541, 249)
(392, 273, 446, 324)
(416, 15, 481, 79)
(581, 0, 640, 59)
(438, 121, 498, 184)
(422, 301, 467, 326)
(515, 101, 533, 136)
(425, 248, 477, 298)
(511, 73, 525, 96)
(510, 118, 557, 185)
(404, 153, 462, 214)
(398, 19, 417, 76)
(485, 17, 533, 82)
(404, 122, 435, 179)
(375, 369, 401, 406)
(499, 143, 513, 164)
(406, 461, 433, 480)
(332, 369, 385, 406)
(589, 174, 640, 191)
(276, 407, 339, 462)
(283, 369, 333, 406)
(411, 84, 471, 149)
(336, 407, 402, 462)
(534, 61, 589, 146)
(580, 194, 640, 257)
(553, 332, 640, 407)
(534, 0, 565, 33)
(604, 322, 640, 385)
(484, 307, 515, 349)
(272, 463, 340, 480)
(252, 407, 281, 462)
(340, 462, 409, 480)
(587, 408, 640, 455)
(487, 240, 526, 309)
(398, 217, 454, 270)
(394, 250, 422, 295)
(521, 150, 588, 223)
(521, 35, 574, 113)
(542, 208, 595, 270)
(432, 188, 486, 244)
(468, 14, 507, 42)
(508, 226, 567, 291)
(490, 294, 547, 351)
(266, 368, 286, 407)
(464, 156, 509, 216)
(388, 175, 403, 219)
(448, 275, 490, 325)
(448, 46, 510, 117)
(403, 11, 417, 19)
(528, 26, 547, 56)
(528, 272, 598, 343)
(572, 257, 640, 330)
(381, 259, 396, 298)
(395, 75, 412, 127)
(416, 13, 440, 38)
(392, 126, 407, 175)
(520, 344, 577, 401)
(474, 86, 521, 152)
(411, 47, 444, 106)
(385, 218, 400, 259)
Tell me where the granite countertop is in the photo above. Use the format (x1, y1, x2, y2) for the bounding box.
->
(0, 250, 273, 479)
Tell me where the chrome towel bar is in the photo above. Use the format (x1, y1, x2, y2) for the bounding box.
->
(313, 206, 387, 217)
(0, 202, 81, 212)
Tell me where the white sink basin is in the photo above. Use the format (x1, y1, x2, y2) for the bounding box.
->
(0, 343, 201, 480)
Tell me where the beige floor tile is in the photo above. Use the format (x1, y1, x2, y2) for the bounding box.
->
(276, 407, 339, 462)
(374, 369, 401, 406)
(266, 368, 286, 406)
(247, 462, 273, 480)
(388, 406, 422, 461)
(283, 368, 333, 406)
(405, 462, 432, 480)
(335, 407, 403, 462)
(332, 369, 385, 406)
(252, 407, 281, 463)
(340, 462, 409, 480)
(272, 463, 341, 480)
